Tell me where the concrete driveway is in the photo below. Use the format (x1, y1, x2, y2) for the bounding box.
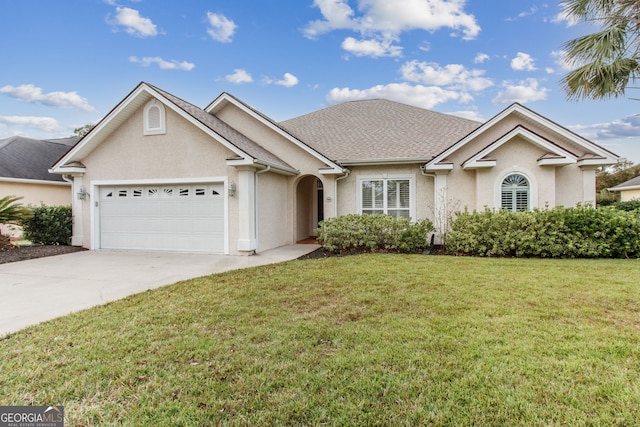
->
(0, 244, 319, 337)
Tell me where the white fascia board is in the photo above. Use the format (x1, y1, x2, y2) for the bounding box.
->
(0, 177, 71, 186)
(319, 168, 349, 175)
(226, 158, 299, 176)
(462, 126, 577, 170)
(423, 162, 454, 172)
(538, 157, 575, 166)
(609, 184, 640, 192)
(462, 160, 497, 170)
(206, 94, 344, 174)
(577, 158, 616, 167)
(49, 166, 86, 175)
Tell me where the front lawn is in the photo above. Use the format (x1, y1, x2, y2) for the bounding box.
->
(1, 255, 639, 426)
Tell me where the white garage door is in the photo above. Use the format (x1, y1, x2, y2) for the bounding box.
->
(99, 183, 225, 253)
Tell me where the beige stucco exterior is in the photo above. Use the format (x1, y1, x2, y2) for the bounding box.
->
(51, 83, 618, 255)
(0, 180, 70, 207)
(620, 188, 640, 202)
(0, 179, 71, 237)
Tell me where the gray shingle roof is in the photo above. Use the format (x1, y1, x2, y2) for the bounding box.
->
(148, 84, 295, 172)
(610, 175, 640, 190)
(0, 136, 79, 182)
(279, 99, 482, 163)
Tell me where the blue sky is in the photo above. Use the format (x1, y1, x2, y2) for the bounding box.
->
(1, 0, 639, 162)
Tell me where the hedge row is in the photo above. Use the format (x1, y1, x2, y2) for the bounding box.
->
(445, 206, 640, 258)
(318, 214, 434, 253)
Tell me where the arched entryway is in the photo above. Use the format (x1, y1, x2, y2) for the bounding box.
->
(295, 175, 324, 242)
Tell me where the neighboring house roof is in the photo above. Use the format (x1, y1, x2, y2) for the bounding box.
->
(280, 99, 482, 164)
(0, 136, 78, 183)
(609, 175, 640, 191)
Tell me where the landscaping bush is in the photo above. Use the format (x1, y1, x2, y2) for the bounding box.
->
(613, 199, 640, 211)
(23, 205, 72, 245)
(317, 214, 434, 253)
(446, 206, 640, 258)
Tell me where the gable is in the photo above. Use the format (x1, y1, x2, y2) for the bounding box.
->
(51, 83, 299, 176)
(425, 103, 619, 171)
(206, 92, 344, 174)
(461, 126, 578, 169)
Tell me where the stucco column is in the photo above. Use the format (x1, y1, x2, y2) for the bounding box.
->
(71, 175, 84, 246)
(580, 166, 598, 206)
(236, 167, 257, 252)
(433, 171, 449, 243)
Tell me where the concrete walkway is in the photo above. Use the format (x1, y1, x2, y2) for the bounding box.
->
(0, 244, 319, 337)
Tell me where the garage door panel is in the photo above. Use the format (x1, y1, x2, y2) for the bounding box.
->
(99, 184, 225, 253)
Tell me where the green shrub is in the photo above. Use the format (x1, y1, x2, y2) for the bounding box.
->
(446, 206, 640, 258)
(23, 205, 72, 245)
(613, 199, 640, 211)
(317, 214, 434, 253)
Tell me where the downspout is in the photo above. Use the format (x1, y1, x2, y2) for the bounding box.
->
(333, 170, 350, 217)
(420, 165, 444, 246)
(252, 165, 271, 254)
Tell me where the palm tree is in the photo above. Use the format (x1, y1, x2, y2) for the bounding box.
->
(0, 195, 33, 232)
(561, 0, 640, 100)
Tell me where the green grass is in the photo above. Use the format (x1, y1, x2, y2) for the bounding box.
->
(1, 255, 640, 426)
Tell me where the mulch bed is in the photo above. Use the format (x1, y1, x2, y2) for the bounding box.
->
(297, 246, 451, 260)
(0, 245, 85, 265)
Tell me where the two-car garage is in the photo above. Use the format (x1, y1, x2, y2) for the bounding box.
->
(97, 182, 226, 253)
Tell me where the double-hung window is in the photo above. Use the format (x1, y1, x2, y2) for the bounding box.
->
(360, 177, 412, 218)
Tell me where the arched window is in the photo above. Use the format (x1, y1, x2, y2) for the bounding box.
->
(143, 101, 166, 135)
(501, 173, 529, 211)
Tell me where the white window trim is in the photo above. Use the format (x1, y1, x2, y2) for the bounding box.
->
(143, 100, 166, 135)
(356, 174, 416, 219)
(493, 168, 538, 211)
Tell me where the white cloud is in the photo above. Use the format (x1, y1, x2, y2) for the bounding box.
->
(304, 0, 357, 38)
(0, 84, 95, 112)
(111, 7, 158, 37)
(474, 53, 489, 64)
(225, 69, 253, 84)
(274, 73, 299, 88)
(0, 116, 61, 132)
(400, 60, 493, 92)
(206, 12, 237, 43)
(418, 41, 431, 52)
(552, 9, 580, 27)
(569, 116, 640, 140)
(551, 50, 573, 72)
(129, 56, 195, 71)
(506, 6, 538, 21)
(492, 78, 549, 104)
(447, 110, 484, 121)
(326, 82, 462, 109)
(304, 0, 481, 54)
(264, 73, 300, 88)
(511, 52, 536, 71)
(341, 36, 402, 57)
